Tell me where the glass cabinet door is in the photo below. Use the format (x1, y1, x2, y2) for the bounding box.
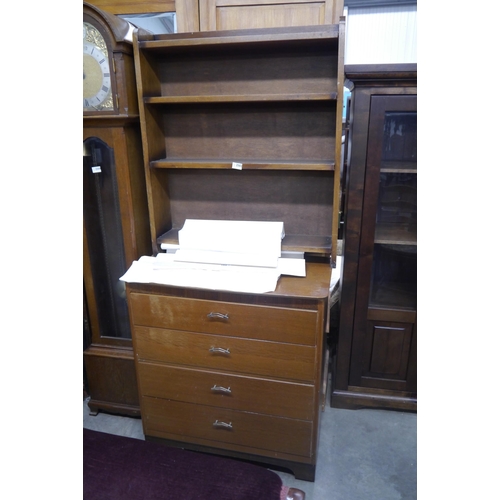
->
(348, 92, 417, 393)
(357, 94, 417, 313)
(370, 109, 417, 310)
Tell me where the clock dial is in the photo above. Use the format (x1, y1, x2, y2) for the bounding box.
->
(83, 22, 114, 112)
(83, 43, 112, 108)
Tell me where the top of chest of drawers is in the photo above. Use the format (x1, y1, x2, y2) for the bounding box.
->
(126, 262, 331, 301)
(127, 262, 332, 345)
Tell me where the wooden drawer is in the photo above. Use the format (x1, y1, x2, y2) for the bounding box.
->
(129, 293, 318, 345)
(134, 326, 316, 382)
(142, 397, 313, 459)
(137, 361, 315, 420)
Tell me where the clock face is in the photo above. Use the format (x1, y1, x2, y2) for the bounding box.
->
(83, 22, 114, 112)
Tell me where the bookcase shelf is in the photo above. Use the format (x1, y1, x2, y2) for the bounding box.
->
(374, 225, 417, 246)
(137, 24, 340, 51)
(151, 159, 335, 170)
(144, 93, 337, 104)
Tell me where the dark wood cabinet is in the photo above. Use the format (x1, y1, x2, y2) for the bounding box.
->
(331, 64, 417, 411)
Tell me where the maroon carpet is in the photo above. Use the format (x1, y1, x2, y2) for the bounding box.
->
(83, 429, 288, 499)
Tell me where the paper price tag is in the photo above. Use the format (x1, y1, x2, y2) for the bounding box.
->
(232, 162, 243, 170)
(92, 166, 102, 173)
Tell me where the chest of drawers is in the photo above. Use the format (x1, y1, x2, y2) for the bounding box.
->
(127, 262, 331, 481)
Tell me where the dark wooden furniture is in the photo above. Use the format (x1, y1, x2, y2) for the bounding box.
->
(331, 64, 417, 411)
(83, 2, 151, 416)
(128, 24, 345, 481)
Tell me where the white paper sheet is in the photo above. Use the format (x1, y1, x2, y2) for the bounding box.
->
(120, 219, 305, 293)
(120, 254, 281, 293)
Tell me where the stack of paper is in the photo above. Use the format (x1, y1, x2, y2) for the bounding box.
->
(175, 219, 284, 268)
(120, 219, 306, 294)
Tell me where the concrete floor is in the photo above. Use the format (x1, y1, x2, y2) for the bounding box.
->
(83, 392, 416, 500)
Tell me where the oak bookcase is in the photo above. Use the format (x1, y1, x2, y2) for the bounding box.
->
(128, 23, 345, 481)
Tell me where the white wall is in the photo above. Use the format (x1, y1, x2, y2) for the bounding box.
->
(345, 4, 417, 64)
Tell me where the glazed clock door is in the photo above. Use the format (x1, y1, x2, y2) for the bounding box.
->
(83, 136, 130, 341)
(350, 93, 417, 394)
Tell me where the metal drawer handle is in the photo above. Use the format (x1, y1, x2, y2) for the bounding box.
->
(213, 420, 233, 430)
(211, 385, 232, 394)
(207, 312, 229, 320)
(209, 347, 230, 355)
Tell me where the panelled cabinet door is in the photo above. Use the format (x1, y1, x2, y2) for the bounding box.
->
(200, 0, 342, 31)
(350, 93, 417, 396)
(352, 310, 417, 394)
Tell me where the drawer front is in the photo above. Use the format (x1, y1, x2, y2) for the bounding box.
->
(142, 397, 313, 459)
(129, 293, 318, 345)
(137, 361, 315, 420)
(134, 326, 316, 382)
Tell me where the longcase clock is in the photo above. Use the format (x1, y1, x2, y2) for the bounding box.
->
(83, 2, 151, 416)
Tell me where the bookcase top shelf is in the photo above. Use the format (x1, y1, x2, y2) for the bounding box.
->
(136, 24, 340, 50)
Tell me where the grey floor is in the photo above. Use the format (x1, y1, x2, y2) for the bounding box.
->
(83, 384, 416, 500)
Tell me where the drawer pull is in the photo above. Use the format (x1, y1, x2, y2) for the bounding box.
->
(207, 312, 229, 320)
(211, 385, 232, 394)
(209, 347, 230, 355)
(213, 420, 233, 430)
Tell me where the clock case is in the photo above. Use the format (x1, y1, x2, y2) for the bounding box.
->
(83, 2, 151, 416)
